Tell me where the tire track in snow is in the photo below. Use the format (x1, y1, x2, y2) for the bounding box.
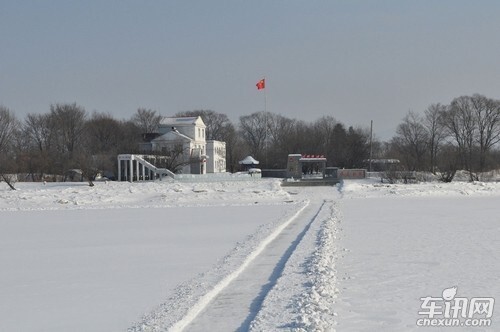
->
(169, 200, 313, 332)
(249, 198, 341, 331)
(236, 200, 330, 331)
(180, 199, 329, 332)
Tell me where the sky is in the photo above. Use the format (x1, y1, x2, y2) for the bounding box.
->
(1, 1, 500, 140)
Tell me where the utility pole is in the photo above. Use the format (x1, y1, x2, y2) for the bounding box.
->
(369, 120, 373, 172)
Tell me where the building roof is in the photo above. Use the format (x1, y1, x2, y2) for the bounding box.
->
(160, 116, 206, 128)
(239, 156, 260, 165)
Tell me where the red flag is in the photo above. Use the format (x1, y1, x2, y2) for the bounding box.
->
(256, 78, 265, 90)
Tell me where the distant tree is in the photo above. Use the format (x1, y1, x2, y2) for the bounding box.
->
(312, 116, 338, 164)
(0, 106, 20, 189)
(345, 126, 370, 168)
(222, 125, 242, 173)
(0, 106, 18, 153)
(441, 96, 477, 180)
(72, 153, 98, 186)
(330, 123, 349, 167)
(132, 108, 162, 134)
(288, 120, 314, 156)
(469, 94, 500, 173)
(21, 113, 55, 179)
(423, 104, 447, 173)
(85, 112, 126, 154)
(117, 120, 143, 154)
(392, 111, 429, 171)
(266, 113, 298, 168)
(49, 103, 87, 163)
(239, 112, 269, 165)
(436, 143, 460, 182)
(23, 113, 53, 153)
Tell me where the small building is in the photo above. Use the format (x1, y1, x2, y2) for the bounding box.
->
(286, 154, 327, 179)
(239, 156, 260, 171)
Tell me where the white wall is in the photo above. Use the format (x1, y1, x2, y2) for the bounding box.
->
(206, 140, 226, 173)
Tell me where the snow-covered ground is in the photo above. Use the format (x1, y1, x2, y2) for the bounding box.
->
(337, 180, 500, 331)
(1, 178, 499, 331)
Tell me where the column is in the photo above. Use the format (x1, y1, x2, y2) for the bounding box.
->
(129, 158, 133, 182)
(117, 158, 121, 182)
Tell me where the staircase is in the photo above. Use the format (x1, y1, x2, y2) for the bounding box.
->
(117, 154, 176, 182)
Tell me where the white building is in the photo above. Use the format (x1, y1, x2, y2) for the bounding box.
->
(141, 116, 226, 175)
(206, 140, 226, 173)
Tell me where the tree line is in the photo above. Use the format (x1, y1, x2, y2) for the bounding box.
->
(388, 94, 500, 182)
(4, 93, 496, 188)
(0, 104, 373, 187)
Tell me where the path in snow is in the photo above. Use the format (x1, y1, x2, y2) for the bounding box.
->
(180, 199, 328, 332)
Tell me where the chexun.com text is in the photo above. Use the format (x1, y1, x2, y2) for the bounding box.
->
(416, 318, 491, 327)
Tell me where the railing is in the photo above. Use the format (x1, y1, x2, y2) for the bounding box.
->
(133, 155, 176, 179)
(118, 154, 176, 181)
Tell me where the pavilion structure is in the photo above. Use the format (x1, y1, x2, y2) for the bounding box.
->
(286, 154, 327, 179)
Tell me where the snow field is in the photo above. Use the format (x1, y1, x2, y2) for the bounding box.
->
(0, 179, 301, 332)
(2, 178, 500, 331)
(335, 193, 500, 331)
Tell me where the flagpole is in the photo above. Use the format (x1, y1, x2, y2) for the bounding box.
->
(369, 120, 373, 172)
(256, 77, 268, 167)
(263, 76, 268, 168)
(263, 76, 267, 113)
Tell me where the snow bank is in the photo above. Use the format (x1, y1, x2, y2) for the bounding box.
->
(342, 178, 500, 199)
(0, 179, 290, 211)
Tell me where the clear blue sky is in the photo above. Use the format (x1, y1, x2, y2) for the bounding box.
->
(1, 1, 500, 140)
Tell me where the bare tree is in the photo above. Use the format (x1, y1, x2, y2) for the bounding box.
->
(0, 106, 20, 189)
(239, 112, 269, 164)
(424, 104, 447, 173)
(441, 96, 477, 180)
(85, 112, 126, 154)
(49, 103, 87, 162)
(265, 113, 297, 168)
(312, 115, 338, 161)
(72, 153, 98, 186)
(24, 113, 53, 152)
(392, 111, 429, 171)
(223, 125, 242, 173)
(21, 113, 55, 179)
(345, 126, 370, 168)
(470, 94, 500, 173)
(0, 106, 18, 153)
(436, 143, 460, 182)
(152, 140, 193, 173)
(132, 108, 162, 134)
